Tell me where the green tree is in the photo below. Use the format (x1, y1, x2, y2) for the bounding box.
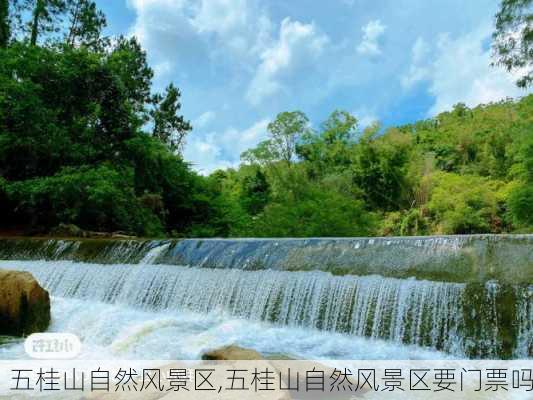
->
(508, 185, 533, 227)
(6, 165, 164, 235)
(0, 43, 143, 180)
(25, 0, 67, 45)
(267, 111, 310, 166)
(250, 167, 375, 237)
(0, 2, 227, 238)
(507, 134, 533, 228)
(241, 140, 278, 167)
(492, 0, 533, 88)
(65, 0, 107, 50)
(150, 83, 192, 153)
(107, 36, 154, 122)
(351, 127, 412, 211)
(123, 134, 205, 235)
(0, 40, 206, 236)
(0, 0, 9, 48)
(241, 111, 309, 171)
(298, 110, 358, 175)
(427, 172, 508, 234)
(239, 168, 270, 215)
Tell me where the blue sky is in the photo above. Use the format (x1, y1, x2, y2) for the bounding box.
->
(96, 0, 530, 174)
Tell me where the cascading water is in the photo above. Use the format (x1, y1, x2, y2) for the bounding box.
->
(515, 285, 533, 358)
(0, 237, 531, 360)
(1, 261, 463, 348)
(139, 242, 171, 264)
(1, 259, 530, 358)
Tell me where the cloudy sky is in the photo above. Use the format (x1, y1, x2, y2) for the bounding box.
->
(96, 0, 530, 174)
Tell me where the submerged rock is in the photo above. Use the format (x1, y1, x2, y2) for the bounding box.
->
(0, 269, 50, 336)
(202, 345, 264, 360)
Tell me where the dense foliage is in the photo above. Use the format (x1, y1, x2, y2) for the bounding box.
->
(0, 0, 229, 237)
(0, 0, 531, 237)
(492, 0, 533, 88)
(216, 97, 533, 237)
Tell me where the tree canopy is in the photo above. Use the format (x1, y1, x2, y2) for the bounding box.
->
(219, 96, 533, 237)
(0, 0, 223, 237)
(493, 0, 533, 88)
(0, 0, 531, 238)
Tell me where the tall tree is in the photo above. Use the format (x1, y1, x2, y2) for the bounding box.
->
(492, 0, 533, 88)
(65, 0, 106, 50)
(241, 111, 310, 167)
(107, 36, 153, 122)
(150, 84, 192, 154)
(27, 0, 66, 45)
(0, 0, 11, 48)
(297, 110, 358, 173)
(320, 110, 358, 144)
(267, 111, 309, 167)
(5, 0, 27, 42)
(0, 0, 8, 48)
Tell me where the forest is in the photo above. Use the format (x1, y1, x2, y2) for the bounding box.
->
(0, 0, 532, 238)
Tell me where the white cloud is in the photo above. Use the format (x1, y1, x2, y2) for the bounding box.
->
(357, 19, 386, 56)
(246, 17, 329, 105)
(353, 107, 378, 128)
(184, 119, 270, 174)
(128, 0, 272, 78)
(190, 0, 249, 35)
(401, 25, 527, 115)
(401, 37, 431, 89)
(126, 0, 529, 173)
(193, 111, 216, 129)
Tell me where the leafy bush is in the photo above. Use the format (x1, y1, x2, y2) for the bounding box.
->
(249, 169, 376, 237)
(6, 165, 163, 236)
(381, 208, 430, 236)
(507, 184, 533, 229)
(427, 172, 508, 234)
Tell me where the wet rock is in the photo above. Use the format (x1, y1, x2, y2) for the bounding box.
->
(202, 345, 264, 360)
(51, 223, 84, 237)
(0, 269, 50, 336)
(111, 232, 137, 239)
(50, 223, 136, 239)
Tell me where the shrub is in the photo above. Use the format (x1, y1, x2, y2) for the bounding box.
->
(427, 172, 507, 234)
(6, 165, 163, 236)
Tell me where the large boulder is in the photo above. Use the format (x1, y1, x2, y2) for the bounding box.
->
(202, 345, 264, 360)
(0, 269, 51, 336)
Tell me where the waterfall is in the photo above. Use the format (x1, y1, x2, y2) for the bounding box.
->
(3, 260, 530, 358)
(515, 285, 533, 358)
(139, 242, 171, 264)
(1, 236, 531, 359)
(1, 236, 531, 284)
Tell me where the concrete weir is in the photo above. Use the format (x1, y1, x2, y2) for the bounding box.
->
(0, 235, 531, 358)
(0, 235, 531, 283)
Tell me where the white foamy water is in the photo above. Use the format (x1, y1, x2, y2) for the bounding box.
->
(0, 260, 530, 359)
(1, 261, 467, 352)
(0, 297, 449, 360)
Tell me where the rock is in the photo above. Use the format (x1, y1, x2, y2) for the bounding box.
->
(50, 223, 137, 239)
(202, 345, 264, 360)
(0, 269, 51, 336)
(111, 233, 137, 239)
(51, 223, 84, 237)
